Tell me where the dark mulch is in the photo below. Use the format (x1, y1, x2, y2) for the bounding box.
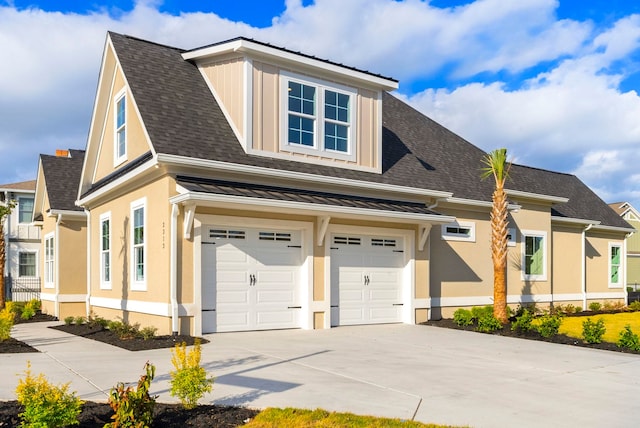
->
(50, 324, 209, 351)
(14, 311, 58, 324)
(424, 314, 640, 354)
(0, 311, 59, 354)
(0, 400, 259, 427)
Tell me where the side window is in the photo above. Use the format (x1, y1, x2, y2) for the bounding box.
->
(18, 197, 34, 224)
(131, 199, 146, 291)
(44, 234, 55, 288)
(18, 252, 36, 277)
(609, 243, 622, 288)
(100, 213, 111, 289)
(522, 231, 547, 280)
(114, 91, 127, 165)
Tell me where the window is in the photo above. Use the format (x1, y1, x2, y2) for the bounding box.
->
(609, 243, 622, 288)
(209, 229, 245, 239)
(281, 72, 356, 160)
(131, 199, 146, 290)
(100, 213, 111, 289)
(18, 252, 36, 277)
(18, 197, 34, 224)
(44, 234, 54, 288)
(258, 231, 291, 241)
(441, 221, 476, 242)
(114, 91, 127, 165)
(522, 231, 546, 281)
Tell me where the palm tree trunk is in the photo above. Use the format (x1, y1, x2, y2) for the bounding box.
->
(0, 221, 5, 309)
(491, 187, 509, 323)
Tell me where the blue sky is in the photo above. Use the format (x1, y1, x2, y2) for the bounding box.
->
(1, 0, 639, 210)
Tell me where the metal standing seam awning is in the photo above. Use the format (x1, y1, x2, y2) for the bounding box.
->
(170, 175, 455, 229)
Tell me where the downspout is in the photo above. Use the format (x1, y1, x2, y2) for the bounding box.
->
(582, 224, 594, 310)
(54, 213, 62, 318)
(85, 210, 91, 317)
(170, 203, 179, 335)
(624, 232, 633, 305)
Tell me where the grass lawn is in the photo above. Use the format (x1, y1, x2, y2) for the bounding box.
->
(559, 312, 640, 343)
(243, 408, 465, 428)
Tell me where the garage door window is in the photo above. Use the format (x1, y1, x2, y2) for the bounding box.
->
(334, 236, 361, 245)
(371, 238, 396, 247)
(210, 229, 245, 239)
(259, 231, 292, 241)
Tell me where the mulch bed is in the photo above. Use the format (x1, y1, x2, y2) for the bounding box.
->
(424, 313, 640, 354)
(0, 400, 259, 427)
(0, 311, 59, 354)
(50, 324, 209, 351)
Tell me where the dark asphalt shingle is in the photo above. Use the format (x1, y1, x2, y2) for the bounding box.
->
(41, 150, 85, 212)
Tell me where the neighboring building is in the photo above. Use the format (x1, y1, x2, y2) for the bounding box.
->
(75, 32, 633, 336)
(0, 180, 39, 302)
(32, 149, 87, 319)
(609, 202, 640, 288)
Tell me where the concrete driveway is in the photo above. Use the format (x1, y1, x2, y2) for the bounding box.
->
(3, 322, 639, 427)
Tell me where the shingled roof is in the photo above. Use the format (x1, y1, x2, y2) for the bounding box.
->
(107, 32, 630, 230)
(0, 180, 36, 192)
(41, 150, 85, 212)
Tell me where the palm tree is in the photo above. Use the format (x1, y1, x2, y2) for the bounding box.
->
(0, 200, 15, 309)
(481, 148, 511, 323)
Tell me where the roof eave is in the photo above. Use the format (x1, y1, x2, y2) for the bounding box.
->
(505, 189, 569, 204)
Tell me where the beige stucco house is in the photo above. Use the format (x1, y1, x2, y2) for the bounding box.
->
(75, 32, 634, 336)
(609, 202, 640, 288)
(33, 149, 87, 319)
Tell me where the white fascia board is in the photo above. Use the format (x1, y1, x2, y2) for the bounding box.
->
(551, 216, 600, 226)
(48, 210, 87, 219)
(182, 39, 399, 91)
(170, 191, 455, 225)
(444, 196, 520, 211)
(158, 153, 452, 199)
(591, 224, 637, 234)
(505, 189, 569, 204)
(76, 157, 158, 207)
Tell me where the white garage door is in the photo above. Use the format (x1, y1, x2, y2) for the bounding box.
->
(201, 227, 302, 333)
(330, 234, 405, 326)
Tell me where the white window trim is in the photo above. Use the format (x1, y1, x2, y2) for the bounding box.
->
(17, 250, 38, 278)
(441, 221, 476, 242)
(608, 242, 623, 289)
(521, 230, 547, 281)
(507, 227, 516, 247)
(100, 212, 112, 290)
(114, 89, 127, 167)
(279, 70, 357, 162)
(44, 233, 55, 289)
(130, 198, 146, 291)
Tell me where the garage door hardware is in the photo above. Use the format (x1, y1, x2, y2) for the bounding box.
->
(393, 250, 404, 253)
(202, 309, 216, 311)
(249, 274, 256, 285)
(287, 306, 302, 309)
(364, 275, 370, 285)
(201, 242, 217, 245)
(392, 303, 404, 306)
(287, 245, 302, 248)
(330, 247, 339, 250)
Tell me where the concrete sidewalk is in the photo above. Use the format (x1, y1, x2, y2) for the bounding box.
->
(2, 322, 639, 427)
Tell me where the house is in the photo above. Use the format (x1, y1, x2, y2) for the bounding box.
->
(0, 180, 40, 302)
(76, 32, 634, 336)
(608, 202, 639, 288)
(32, 149, 87, 319)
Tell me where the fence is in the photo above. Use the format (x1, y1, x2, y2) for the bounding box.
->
(4, 276, 41, 302)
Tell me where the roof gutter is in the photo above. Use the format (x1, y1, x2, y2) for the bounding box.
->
(505, 189, 569, 204)
(48, 209, 87, 219)
(157, 153, 453, 200)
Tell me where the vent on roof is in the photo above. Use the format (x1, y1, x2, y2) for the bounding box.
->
(56, 150, 69, 158)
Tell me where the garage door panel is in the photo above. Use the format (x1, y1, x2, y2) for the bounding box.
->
(369, 307, 402, 323)
(255, 250, 301, 267)
(216, 311, 249, 332)
(256, 310, 297, 326)
(339, 307, 365, 325)
(256, 270, 296, 284)
(217, 290, 249, 304)
(369, 253, 403, 268)
(255, 290, 295, 303)
(368, 288, 401, 302)
(217, 245, 251, 263)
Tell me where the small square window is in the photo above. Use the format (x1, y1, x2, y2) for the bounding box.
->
(441, 222, 475, 242)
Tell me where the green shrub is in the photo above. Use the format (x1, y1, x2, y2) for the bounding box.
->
(88, 313, 108, 328)
(7, 301, 22, 317)
(453, 308, 474, 327)
(511, 309, 534, 332)
(476, 313, 502, 333)
(28, 299, 41, 312)
(471, 305, 493, 321)
(64, 316, 74, 326)
(170, 340, 214, 409)
(20, 303, 36, 320)
(574, 306, 583, 313)
(139, 326, 157, 340)
(15, 362, 83, 428)
(588, 302, 602, 312)
(0, 307, 15, 342)
(107, 320, 139, 339)
(581, 318, 606, 344)
(74, 316, 85, 326)
(617, 325, 640, 351)
(106, 362, 157, 428)
(628, 301, 640, 312)
(536, 314, 563, 338)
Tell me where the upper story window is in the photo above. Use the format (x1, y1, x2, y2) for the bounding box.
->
(131, 198, 146, 291)
(609, 243, 622, 288)
(18, 197, 34, 224)
(522, 230, 547, 281)
(441, 221, 476, 242)
(44, 234, 54, 288)
(281, 72, 356, 161)
(114, 91, 127, 165)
